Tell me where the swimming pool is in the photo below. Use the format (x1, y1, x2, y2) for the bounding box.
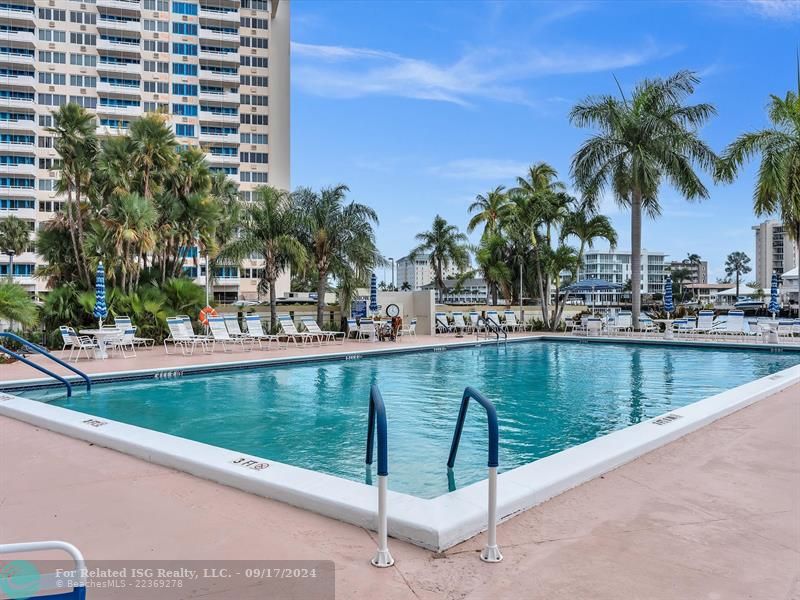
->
(17, 339, 800, 499)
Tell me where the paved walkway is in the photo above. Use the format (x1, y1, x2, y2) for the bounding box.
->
(1, 383, 797, 599)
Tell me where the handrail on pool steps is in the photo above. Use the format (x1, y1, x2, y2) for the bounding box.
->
(0, 332, 92, 397)
(365, 384, 394, 568)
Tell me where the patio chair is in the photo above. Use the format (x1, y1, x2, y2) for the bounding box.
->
(243, 315, 284, 350)
(301, 317, 345, 344)
(346, 318, 359, 339)
(358, 318, 375, 341)
(435, 312, 451, 334)
(398, 318, 417, 338)
(59, 326, 98, 362)
(451, 312, 470, 334)
(503, 311, 522, 332)
(223, 314, 248, 338)
(608, 310, 632, 335)
(586, 317, 602, 337)
(109, 327, 137, 358)
(776, 321, 795, 343)
(114, 316, 155, 348)
(207, 316, 253, 352)
(716, 310, 746, 340)
(637, 316, 658, 337)
(164, 317, 210, 355)
(278, 314, 322, 346)
(691, 310, 715, 338)
(468, 312, 484, 332)
(486, 310, 507, 332)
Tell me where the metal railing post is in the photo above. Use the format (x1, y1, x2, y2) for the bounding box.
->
(365, 384, 394, 568)
(0, 332, 92, 392)
(447, 386, 503, 562)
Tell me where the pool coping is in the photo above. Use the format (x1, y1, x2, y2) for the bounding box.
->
(2, 336, 800, 551)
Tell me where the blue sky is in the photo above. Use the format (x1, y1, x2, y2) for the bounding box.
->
(290, 0, 800, 282)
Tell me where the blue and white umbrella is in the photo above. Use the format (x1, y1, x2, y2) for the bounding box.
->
(369, 272, 379, 315)
(663, 276, 674, 317)
(768, 272, 780, 318)
(93, 261, 108, 326)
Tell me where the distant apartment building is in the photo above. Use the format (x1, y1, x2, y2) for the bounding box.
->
(0, 0, 291, 302)
(667, 260, 708, 284)
(753, 219, 798, 290)
(396, 254, 460, 290)
(421, 277, 488, 304)
(576, 249, 668, 301)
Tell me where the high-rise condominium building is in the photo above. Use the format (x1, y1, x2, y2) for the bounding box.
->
(396, 254, 461, 290)
(667, 259, 708, 284)
(575, 249, 668, 302)
(752, 219, 798, 290)
(0, 0, 290, 301)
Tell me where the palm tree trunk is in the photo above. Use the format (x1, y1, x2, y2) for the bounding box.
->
(630, 190, 643, 328)
(735, 272, 740, 298)
(316, 270, 327, 326)
(535, 252, 549, 329)
(75, 181, 90, 288)
(7, 252, 14, 282)
(269, 279, 277, 332)
(64, 189, 84, 287)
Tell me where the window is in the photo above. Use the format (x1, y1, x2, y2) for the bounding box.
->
(38, 8, 66, 20)
(70, 75, 97, 87)
(172, 22, 197, 35)
(240, 17, 268, 30)
(143, 60, 169, 73)
(172, 103, 198, 116)
(0, 198, 35, 210)
(173, 63, 197, 76)
(209, 146, 237, 156)
(100, 118, 130, 129)
(0, 177, 35, 189)
(240, 37, 268, 49)
(172, 43, 197, 56)
(39, 29, 66, 42)
(39, 51, 66, 64)
(143, 101, 168, 112)
(241, 75, 268, 87)
(200, 104, 237, 115)
(38, 94, 67, 107)
(70, 11, 96, 24)
(144, 0, 169, 9)
(143, 40, 170, 53)
(143, 19, 169, 32)
(240, 133, 267, 145)
(172, 2, 198, 15)
(201, 126, 237, 135)
(69, 96, 97, 109)
(241, 95, 268, 106)
(38, 115, 52, 127)
(239, 171, 268, 183)
(39, 72, 66, 85)
(175, 124, 195, 137)
(240, 152, 268, 164)
(39, 179, 56, 191)
(70, 53, 97, 66)
(38, 158, 58, 169)
(0, 134, 34, 144)
(143, 81, 169, 93)
(99, 97, 140, 108)
(240, 114, 268, 125)
(240, 56, 268, 68)
(172, 83, 198, 96)
(70, 32, 97, 45)
(241, 0, 268, 8)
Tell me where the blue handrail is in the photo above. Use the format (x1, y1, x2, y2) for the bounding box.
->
(447, 386, 499, 469)
(365, 384, 388, 476)
(0, 332, 91, 392)
(0, 346, 73, 397)
(484, 316, 508, 341)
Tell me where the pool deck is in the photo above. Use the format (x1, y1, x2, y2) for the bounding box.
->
(1, 335, 798, 598)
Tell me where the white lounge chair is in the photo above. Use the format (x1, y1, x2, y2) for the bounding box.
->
(398, 318, 416, 338)
(586, 317, 602, 337)
(503, 311, 522, 332)
(346, 318, 359, 339)
(207, 316, 253, 352)
(108, 327, 137, 358)
(451, 312, 469, 333)
(59, 326, 98, 362)
(358, 318, 375, 341)
(486, 311, 506, 332)
(468, 312, 484, 332)
(164, 317, 208, 355)
(608, 311, 632, 335)
(301, 317, 345, 344)
(716, 310, 745, 340)
(637, 317, 658, 337)
(116, 318, 155, 348)
(435, 312, 451, 334)
(691, 310, 714, 338)
(244, 315, 284, 349)
(278, 314, 322, 346)
(223, 314, 248, 338)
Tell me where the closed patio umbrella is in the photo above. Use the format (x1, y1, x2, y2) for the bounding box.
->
(93, 261, 108, 327)
(769, 272, 780, 318)
(369, 273, 379, 315)
(663, 276, 674, 318)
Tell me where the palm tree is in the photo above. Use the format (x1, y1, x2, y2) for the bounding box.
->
(0, 216, 31, 282)
(724, 251, 752, 298)
(0, 282, 37, 329)
(684, 253, 702, 298)
(411, 215, 470, 301)
(474, 232, 512, 305)
(570, 70, 718, 326)
(105, 193, 158, 293)
(400, 281, 412, 291)
(217, 186, 307, 330)
(561, 208, 618, 263)
(669, 266, 692, 301)
(297, 185, 381, 325)
(467, 186, 510, 238)
(128, 113, 178, 199)
(49, 103, 98, 287)
(718, 73, 800, 300)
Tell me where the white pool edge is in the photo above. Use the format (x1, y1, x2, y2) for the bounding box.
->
(1, 348, 799, 551)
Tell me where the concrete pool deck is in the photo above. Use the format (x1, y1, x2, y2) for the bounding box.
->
(1, 365, 798, 597)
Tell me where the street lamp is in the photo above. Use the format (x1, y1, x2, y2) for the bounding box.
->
(389, 257, 394, 289)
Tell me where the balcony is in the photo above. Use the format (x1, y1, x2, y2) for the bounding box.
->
(199, 27, 239, 43)
(199, 90, 239, 104)
(97, 17, 142, 34)
(96, 124, 130, 137)
(199, 69, 239, 84)
(1, 30, 35, 45)
(0, 163, 37, 176)
(0, 206, 35, 220)
(199, 132, 238, 144)
(96, 104, 143, 117)
(0, 119, 35, 132)
(0, 74, 34, 88)
(0, 96, 35, 110)
(97, 81, 141, 95)
(0, 140, 35, 153)
(0, 52, 34, 66)
(97, 38, 141, 54)
(0, 185, 35, 196)
(199, 111, 239, 124)
(198, 49, 240, 64)
(206, 153, 240, 165)
(0, 6, 35, 22)
(96, 0, 141, 13)
(97, 61, 141, 75)
(198, 7, 239, 23)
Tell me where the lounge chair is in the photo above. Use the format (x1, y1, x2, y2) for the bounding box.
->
(690, 310, 714, 338)
(164, 317, 212, 355)
(468, 312, 484, 332)
(451, 312, 470, 333)
(244, 315, 284, 349)
(609, 311, 633, 335)
(207, 316, 253, 352)
(114, 316, 155, 348)
(435, 312, 451, 334)
(586, 317, 602, 337)
(223, 314, 249, 338)
(278, 314, 322, 346)
(503, 311, 521, 332)
(716, 310, 745, 340)
(357, 318, 375, 341)
(637, 316, 657, 337)
(346, 318, 359, 339)
(398, 318, 417, 338)
(486, 311, 506, 332)
(108, 327, 137, 358)
(59, 326, 98, 362)
(672, 318, 695, 338)
(301, 317, 345, 344)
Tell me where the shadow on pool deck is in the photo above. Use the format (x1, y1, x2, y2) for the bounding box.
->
(0, 381, 797, 599)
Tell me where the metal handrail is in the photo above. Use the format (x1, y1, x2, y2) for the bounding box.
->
(0, 332, 92, 393)
(0, 540, 86, 598)
(365, 384, 393, 568)
(0, 346, 73, 397)
(447, 386, 503, 562)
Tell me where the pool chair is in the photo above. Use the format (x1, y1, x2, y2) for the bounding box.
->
(164, 317, 211, 355)
(452, 312, 470, 333)
(109, 327, 137, 358)
(608, 310, 632, 335)
(398, 318, 417, 338)
(278, 314, 322, 346)
(637, 316, 658, 337)
(435, 312, 451, 334)
(301, 317, 346, 344)
(503, 311, 522, 332)
(346, 318, 360, 339)
(114, 316, 155, 348)
(208, 316, 254, 352)
(486, 311, 506, 332)
(776, 321, 795, 343)
(244, 315, 284, 350)
(358, 318, 376, 341)
(468, 311, 484, 332)
(691, 310, 715, 338)
(586, 317, 602, 337)
(179, 316, 216, 348)
(672, 319, 694, 338)
(223, 314, 249, 338)
(716, 310, 746, 340)
(59, 325, 98, 362)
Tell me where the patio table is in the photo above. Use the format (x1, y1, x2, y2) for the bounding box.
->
(79, 328, 121, 359)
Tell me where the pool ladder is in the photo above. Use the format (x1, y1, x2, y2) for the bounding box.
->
(365, 384, 502, 567)
(0, 332, 91, 398)
(476, 316, 507, 343)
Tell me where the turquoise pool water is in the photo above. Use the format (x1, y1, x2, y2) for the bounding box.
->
(23, 340, 800, 498)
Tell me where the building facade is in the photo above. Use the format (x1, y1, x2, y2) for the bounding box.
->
(0, 0, 290, 301)
(396, 254, 460, 291)
(576, 249, 668, 302)
(421, 277, 489, 304)
(752, 219, 798, 290)
(667, 259, 708, 284)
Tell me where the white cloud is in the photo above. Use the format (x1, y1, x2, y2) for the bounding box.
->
(744, 0, 800, 20)
(427, 159, 530, 180)
(292, 40, 678, 107)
